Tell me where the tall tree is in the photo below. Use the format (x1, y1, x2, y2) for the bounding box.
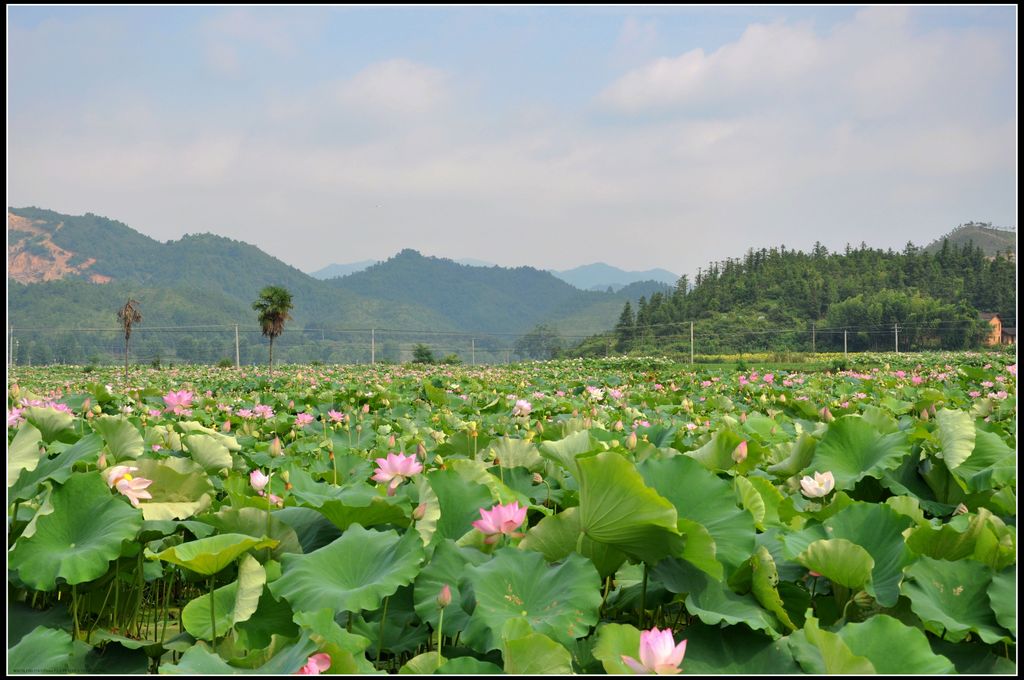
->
(117, 298, 142, 382)
(252, 286, 294, 375)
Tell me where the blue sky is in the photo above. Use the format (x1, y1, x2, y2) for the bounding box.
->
(7, 6, 1017, 276)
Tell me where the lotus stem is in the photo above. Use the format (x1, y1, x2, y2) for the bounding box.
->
(436, 607, 445, 670)
(72, 584, 80, 640)
(209, 576, 217, 643)
(160, 569, 174, 644)
(639, 563, 649, 629)
(87, 576, 117, 643)
(377, 596, 390, 665)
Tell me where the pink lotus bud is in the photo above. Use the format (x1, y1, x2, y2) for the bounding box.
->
(820, 407, 834, 422)
(732, 441, 748, 464)
(613, 419, 624, 431)
(362, 403, 370, 414)
(221, 420, 232, 432)
(532, 473, 544, 484)
(412, 502, 428, 521)
(535, 420, 544, 434)
(388, 434, 396, 448)
(416, 441, 427, 459)
(920, 409, 929, 421)
(626, 431, 638, 450)
(437, 584, 452, 609)
(269, 437, 283, 457)
(739, 412, 747, 423)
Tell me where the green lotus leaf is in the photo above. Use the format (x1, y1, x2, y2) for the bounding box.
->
(183, 433, 233, 473)
(400, 652, 443, 674)
(766, 432, 817, 479)
(436, 657, 504, 674)
(929, 638, 1017, 674)
(24, 406, 75, 443)
(462, 548, 601, 653)
(538, 430, 596, 475)
(577, 452, 681, 563)
(132, 456, 214, 521)
(907, 508, 994, 561)
(149, 533, 277, 576)
(427, 468, 495, 543)
(448, 458, 533, 509)
(270, 524, 424, 614)
(686, 429, 760, 473)
(503, 629, 574, 675)
(592, 622, 641, 674)
(804, 415, 910, 489)
(315, 484, 410, 531)
(233, 588, 298, 650)
(519, 506, 627, 579)
(838, 615, 956, 674)
(735, 475, 766, 528)
(653, 557, 782, 638)
(638, 455, 755, 576)
(488, 436, 543, 470)
(795, 539, 874, 589)
(788, 614, 876, 674)
(987, 567, 1015, 637)
(681, 623, 801, 675)
(7, 626, 90, 674)
(8, 423, 43, 486)
(272, 507, 342, 554)
(178, 420, 241, 450)
(160, 633, 318, 674)
(955, 428, 1016, 492)
(9, 433, 104, 502)
(92, 414, 144, 461)
(751, 546, 797, 631)
(10, 472, 143, 591)
(413, 539, 489, 630)
(199, 506, 302, 557)
(293, 608, 376, 674)
(934, 408, 975, 471)
(181, 554, 266, 640)
(902, 557, 1012, 644)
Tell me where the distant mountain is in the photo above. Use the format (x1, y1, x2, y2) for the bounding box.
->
(455, 258, 497, 267)
(924, 222, 1016, 258)
(309, 260, 379, 280)
(553, 262, 678, 291)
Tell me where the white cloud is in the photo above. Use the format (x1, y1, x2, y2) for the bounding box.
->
(334, 59, 451, 118)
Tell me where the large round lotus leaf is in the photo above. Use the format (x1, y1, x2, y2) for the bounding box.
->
(436, 657, 504, 674)
(519, 506, 627, 579)
(638, 455, 755, 576)
(933, 409, 975, 471)
(902, 557, 1011, 644)
(233, 588, 298, 650)
(160, 633, 318, 674)
(448, 459, 533, 508)
(591, 623, 642, 674)
(148, 533, 277, 576)
(503, 630, 574, 675)
(92, 415, 144, 461)
(686, 429, 761, 473)
(653, 557, 782, 638)
(315, 484, 410, 531)
(803, 415, 909, 489)
(954, 429, 1016, 492)
(10, 434, 104, 502)
(182, 554, 265, 640)
(8, 626, 90, 674)
(788, 614, 876, 674)
(837, 615, 956, 674)
(178, 420, 241, 450)
(400, 652, 444, 674)
(796, 539, 874, 589)
(9, 472, 144, 591)
(25, 406, 75, 443)
(906, 507, 993, 562)
(199, 506, 302, 557)
(132, 457, 214, 521)
(462, 548, 602, 652)
(182, 433, 233, 473)
(270, 524, 424, 614)
(576, 452, 681, 563)
(682, 623, 800, 675)
(987, 567, 1015, 637)
(413, 539, 489, 630)
(538, 430, 596, 475)
(427, 468, 495, 543)
(8, 423, 43, 487)
(488, 436, 543, 470)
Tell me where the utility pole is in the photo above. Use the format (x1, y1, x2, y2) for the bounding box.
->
(811, 322, 816, 354)
(235, 324, 240, 368)
(505, 348, 510, 364)
(843, 329, 848, 359)
(690, 321, 694, 365)
(894, 323, 899, 355)
(471, 338, 475, 366)
(371, 329, 376, 365)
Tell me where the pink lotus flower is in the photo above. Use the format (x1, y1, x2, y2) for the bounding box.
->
(253, 404, 274, 419)
(250, 470, 270, 493)
(1007, 364, 1016, 376)
(7, 407, 25, 428)
(296, 652, 331, 675)
(104, 465, 153, 508)
(372, 452, 423, 495)
(147, 409, 162, 418)
(621, 627, 687, 674)
(237, 408, 254, 419)
(763, 373, 774, 384)
(295, 412, 315, 427)
(268, 493, 285, 507)
(328, 409, 346, 423)
(472, 501, 527, 544)
(512, 399, 532, 416)
(800, 471, 835, 498)
(163, 390, 194, 415)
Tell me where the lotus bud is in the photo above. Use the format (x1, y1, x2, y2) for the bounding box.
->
(437, 584, 452, 609)
(412, 502, 428, 521)
(535, 420, 544, 434)
(434, 454, 444, 466)
(416, 441, 428, 460)
(953, 503, 969, 516)
(759, 393, 768, 404)
(269, 436, 283, 457)
(388, 434, 396, 448)
(92, 404, 102, 415)
(583, 417, 593, 428)
(591, 407, 598, 417)
(362, 403, 370, 414)
(221, 420, 232, 432)
(572, 409, 579, 417)
(820, 407, 834, 422)
(613, 419, 624, 431)
(778, 394, 787, 403)
(532, 473, 544, 484)
(920, 409, 929, 421)
(382, 398, 390, 407)
(739, 412, 747, 424)
(852, 590, 874, 608)
(929, 405, 936, 416)
(626, 431, 638, 450)
(732, 441, 748, 464)
(97, 451, 107, 469)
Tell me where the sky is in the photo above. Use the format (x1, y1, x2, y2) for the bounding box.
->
(7, 5, 1017, 278)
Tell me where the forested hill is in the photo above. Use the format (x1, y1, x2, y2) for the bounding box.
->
(601, 240, 1016, 355)
(924, 222, 1015, 258)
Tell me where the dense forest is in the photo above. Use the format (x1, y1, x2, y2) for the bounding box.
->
(584, 239, 1016, 356)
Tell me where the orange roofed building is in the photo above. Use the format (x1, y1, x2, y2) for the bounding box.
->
(979, 313, 1015, 346)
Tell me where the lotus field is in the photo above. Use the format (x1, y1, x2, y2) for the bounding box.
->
(6, 353, 1017, 674)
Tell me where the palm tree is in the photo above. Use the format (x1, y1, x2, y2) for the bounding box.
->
(252, 286, 294, 375)
(117, 298, 142, 383)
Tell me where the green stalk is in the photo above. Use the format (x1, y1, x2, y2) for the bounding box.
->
(436, 608, 445, 670)
(639, 563, 649, 629)
(376, 596, 390, 665)
(87, 577, 117, 642)
(599, 575, 612, 618)
(209, 576, 217, 644)
(160, 569, 175, 644)
(112, 560, 120, 631)
(72, 584, 80, 640)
